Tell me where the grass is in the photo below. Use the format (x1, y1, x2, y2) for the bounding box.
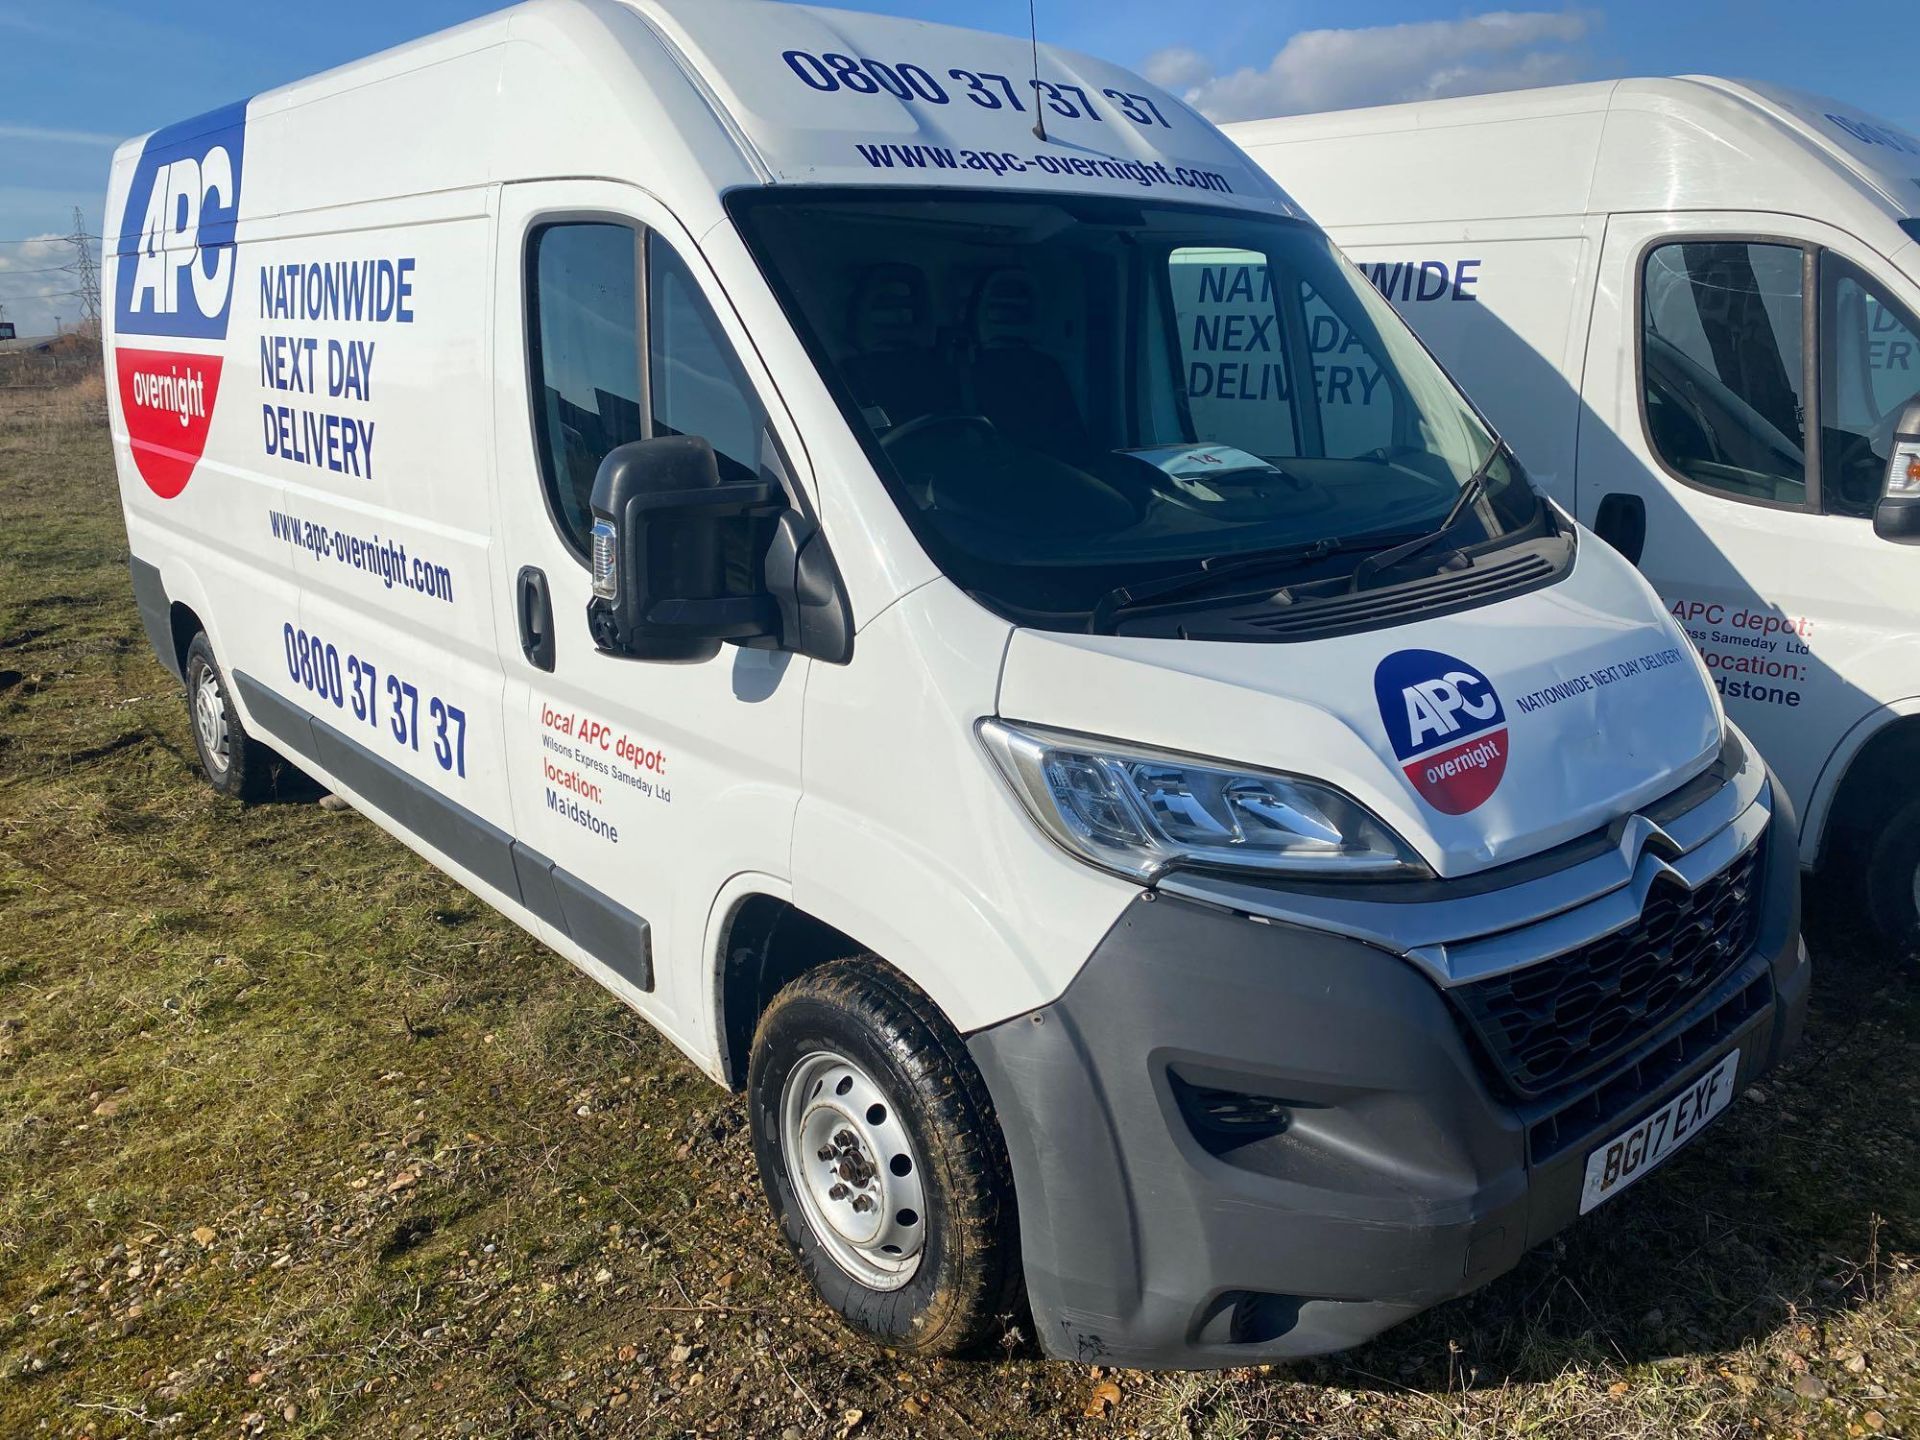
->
(0, 382, 1915, 1438)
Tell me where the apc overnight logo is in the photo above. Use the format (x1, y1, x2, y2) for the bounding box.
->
(110, 99, 249, 499)
(1374, 648, 1508, 814)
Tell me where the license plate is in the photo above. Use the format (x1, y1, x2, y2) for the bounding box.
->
(1579, 1049, 1740, 1214)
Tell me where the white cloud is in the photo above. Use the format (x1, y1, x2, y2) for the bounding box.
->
(1145, 10, 1597, 123)
(0, 234, 79, 338)
(0, 123, 121, 147)
(1141, 46, 1213, 94)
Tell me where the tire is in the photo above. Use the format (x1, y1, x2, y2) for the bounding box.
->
(183, 632, 275, 803)
(747, 957, 1021, 1355)
(1861, 794, 1920, 962)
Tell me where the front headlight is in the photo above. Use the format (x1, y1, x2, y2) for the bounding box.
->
(978, 719, 1427, 883)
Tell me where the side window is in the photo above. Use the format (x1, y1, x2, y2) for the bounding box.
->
(1641, 241, 1808, 506)
(1821, 254, 1920, 518)
(526, 224, 770, 557)
(646, 234, 765, 485)
(527, 222, 642, 555)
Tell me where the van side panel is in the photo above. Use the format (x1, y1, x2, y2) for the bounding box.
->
(193, 47, 523, 899)
(105, 104, 301, 749)
(259, 186, 514, 871)
(102, 64, 537, 969)
(1228, 117, 1610, 507)
(1231, 109, 1607, 228)
(1316, 223, 1601, 507)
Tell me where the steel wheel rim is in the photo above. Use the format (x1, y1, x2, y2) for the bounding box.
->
(779, 1049, 927, 1291)
(193, 665, 230, 775)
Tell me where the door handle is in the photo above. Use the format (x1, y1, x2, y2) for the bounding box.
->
(1593, 492, 1647, 567)
(516, 565, 556, 672)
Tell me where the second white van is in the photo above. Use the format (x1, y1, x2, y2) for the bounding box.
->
(104, 6, 1806, 1368)
(1229, 79, 1920, 956)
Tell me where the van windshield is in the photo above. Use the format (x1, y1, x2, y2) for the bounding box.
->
(730, 190, 1540, 624)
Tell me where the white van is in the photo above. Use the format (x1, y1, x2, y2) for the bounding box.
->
(1227, 80, 1920, 956)
(104, 5, 1807, 1368)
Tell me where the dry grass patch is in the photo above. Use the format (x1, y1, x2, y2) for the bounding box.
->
(0, 385, 1915, 1438)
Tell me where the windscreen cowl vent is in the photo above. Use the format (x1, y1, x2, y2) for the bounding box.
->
(1122, 535, 1572, 644)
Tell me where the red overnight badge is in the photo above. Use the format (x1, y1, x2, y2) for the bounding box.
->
(1399, 728, 1509, 814)
(114, 347, 225, 499)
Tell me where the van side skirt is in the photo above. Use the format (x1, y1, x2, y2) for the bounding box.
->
(234, 672, 653, 991)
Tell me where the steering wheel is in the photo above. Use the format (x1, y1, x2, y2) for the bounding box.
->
(879, 413, 997, 451)
(1356, 443, 1457, 489)
(1357, 444, 1431, 465)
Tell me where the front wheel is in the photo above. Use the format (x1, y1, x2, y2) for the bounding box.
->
(747, 958, 1021, 1355)
(1861, 794, 1920, 962)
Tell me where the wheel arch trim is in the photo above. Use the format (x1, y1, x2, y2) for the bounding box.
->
(1805, 698, 1920, 868)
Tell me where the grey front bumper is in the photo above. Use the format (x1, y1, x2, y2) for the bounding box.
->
(969, 776, 1808, 1370)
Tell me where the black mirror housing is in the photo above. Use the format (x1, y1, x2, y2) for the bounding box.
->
(1873, 399, 1920, 545)
(587, 436, 784, 662)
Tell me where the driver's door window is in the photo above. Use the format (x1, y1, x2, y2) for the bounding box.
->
(527, 221, 643, 557)
(1821, 255, 1920, 517)
(647, 235, 764, 484)
(525, 222, 770, 559)
(1641, 240, 1808, 507)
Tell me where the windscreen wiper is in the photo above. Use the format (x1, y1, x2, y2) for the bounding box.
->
(1347, 439, 1506, 593)
(1088, 530, 1423, 634)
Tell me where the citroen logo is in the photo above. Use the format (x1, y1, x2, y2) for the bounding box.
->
(1618, 814, 1691, 909)
(1618, 813, 1683, 864)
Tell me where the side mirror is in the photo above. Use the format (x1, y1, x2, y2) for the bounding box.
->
(587, 436, 783, 662)
(1874, 400, 1920, 544)
(1592, 492, 1647, 567)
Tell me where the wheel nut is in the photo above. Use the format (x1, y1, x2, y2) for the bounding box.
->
(851, 1195, 874, 1214)
(816, 1146, 836, 1162)
(835, 1129, 856, 1150)
(828, 1183, 850, 1201)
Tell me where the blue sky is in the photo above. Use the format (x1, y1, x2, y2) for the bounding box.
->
(2, 0, 1914, 336)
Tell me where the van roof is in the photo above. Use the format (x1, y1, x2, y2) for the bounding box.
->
(1224, 77, 1920, 233)
(108, 0, 1292, 237)
(632, 0, 1287, 210)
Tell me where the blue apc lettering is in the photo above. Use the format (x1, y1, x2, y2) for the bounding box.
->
(1363, 258, 1481, 303)
(1197, 266, 1275, 304)
(259, 258, 416, 323)
(1824, 113, 1920, 157)
(1188, 360, 1291, 401)
(1308, 315, 1371, 356)
(1190, 311, 1278, 353)
(1872, 303, 1916, 374)
(112, 99, 250, 341)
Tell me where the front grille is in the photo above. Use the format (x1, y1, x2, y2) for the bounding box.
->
(1526, 961, 1770, 1165)
(1452, 841, 1765, 1099)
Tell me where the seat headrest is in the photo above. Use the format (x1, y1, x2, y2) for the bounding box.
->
(847, 263, 932, 353)
(972, 268, 1040, 348)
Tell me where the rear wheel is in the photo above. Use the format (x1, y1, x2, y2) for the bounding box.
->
(747, 958, 1021, 1355)
(184, 632, 275, 803)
